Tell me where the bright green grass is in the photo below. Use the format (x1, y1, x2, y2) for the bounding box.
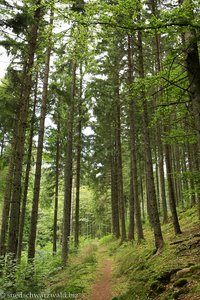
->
(109, 206, 200, 300)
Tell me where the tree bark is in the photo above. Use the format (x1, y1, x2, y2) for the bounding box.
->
(138, 29, 164, 250)
(151, 0, 168, 224)
(185, 35, 200, 165)
(177, 0, 200, 166)
(127, 34, 144, 241)
(110, 152, 120, 238)
(188, 144, 196, 207)
(17, 75, 38, 262)
(74, 65, 83, 249)
(7, 2, 42, 259)
(128, 160, 135, 240)
(157, 126, 168, 223)
(165, 143, 182, 235)
(62, 61, 76, 266)
(53, 119, 60, 254)
(28, 11, 53, 261)
(154, 145, 160, 212)
(173, 145, 183, 207)
(0, 130, 5, 157)
(115, 81, 126, 242)
(0, 138, 15, 258)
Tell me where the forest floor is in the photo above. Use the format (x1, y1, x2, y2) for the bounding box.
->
(44, 206, 200, 300)
(104, 206, 200, 300)
(80, 246, 113, 300)
(87, 258, 113, 300)
(44, 239, 127, 300)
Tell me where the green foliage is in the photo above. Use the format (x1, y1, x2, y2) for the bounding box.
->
(44, 242, 98, 298)
(0, 248, 62, 295)
(190, 264, 200, 273)
(0, 1, 200, 299)
(191, 282, 200, 294)
(99, 234, 115, 245)
(0, 70, 19, 131)
(109, 207, 200, 300)
(6, 11, 31, 34)
(173, 278, 188, 288)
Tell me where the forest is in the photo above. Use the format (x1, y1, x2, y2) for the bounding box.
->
(0, 0, 200, 299)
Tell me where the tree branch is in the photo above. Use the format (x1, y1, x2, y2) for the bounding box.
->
(161, 76, 193, 94)
(86, 20, 199, 32)
(54, 6, 200, 32)
(156, 100, 192, 107)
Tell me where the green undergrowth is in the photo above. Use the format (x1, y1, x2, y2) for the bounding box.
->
(0, 240, 99, 299)
(43, 241, 98, 299)
(0, 247, 62, 296)
(33, 207, 199, 300)
(108, 206, 200, 300)
(1, 208, 199, 300)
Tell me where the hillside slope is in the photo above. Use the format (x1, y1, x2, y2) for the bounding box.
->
(109, 207, 200, 300)
(45, 207, 200, 300)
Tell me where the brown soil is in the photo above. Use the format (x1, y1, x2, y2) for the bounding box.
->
(87, 258, 113, 300)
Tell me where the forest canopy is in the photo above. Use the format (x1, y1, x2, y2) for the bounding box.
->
(0, 0, 200, 296)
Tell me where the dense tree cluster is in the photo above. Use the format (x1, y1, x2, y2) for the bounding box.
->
(0, 0, 200, 288)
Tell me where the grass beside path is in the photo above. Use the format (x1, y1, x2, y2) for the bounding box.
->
(106, 206, 200, 300)
(44, 206, 200, 300)
(43, 238, 124, 300)
(44, 241, 99, 299)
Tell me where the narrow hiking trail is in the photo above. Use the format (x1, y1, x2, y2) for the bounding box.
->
(80, 242, 128, 300)
(81, 246, 114, 300)
(88, 258, 113, 300)
(45, 241, 127, 300)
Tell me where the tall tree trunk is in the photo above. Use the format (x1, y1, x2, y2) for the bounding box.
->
(185, 35, 200, 165)
(139, 159, 146, 221)
(0, 138, 15, 258)
(0, 131, 5, 157)
(151, 0, 168, 224)
(17, 76, 38, 262)
(115, 81, 126, 241)
(7, 2, 42, 259)
(157, 126, 168, 223)
(154, 146, 160, 212)
(181, 146, 189, 208)
(62, 61, 76, 266)
(177, 0, 200, 217)
(128, 160, 135, 240)
(110, 152, 120, 238)
(178, 0, 200, 166)
(138, 29, 164, 250)
(127, 34, 144, 241)
(140, 174, 145, 221)
(188, 144, 196, 207)
(185, 33, 200, 216)
(173, 145, 183, 207)
(171, 147, 178, 206)
(74, 65, 83, 249)
(53, 119, 60, 254)
(164, 143, 182, 235)
(0, 65, 28, 268)
(0, 157, 14, 276)
(28, 11, 53, 261)
(191, 143, 200, 218)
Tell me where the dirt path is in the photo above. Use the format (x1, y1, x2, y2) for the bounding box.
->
(87, 258, 113, 300)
